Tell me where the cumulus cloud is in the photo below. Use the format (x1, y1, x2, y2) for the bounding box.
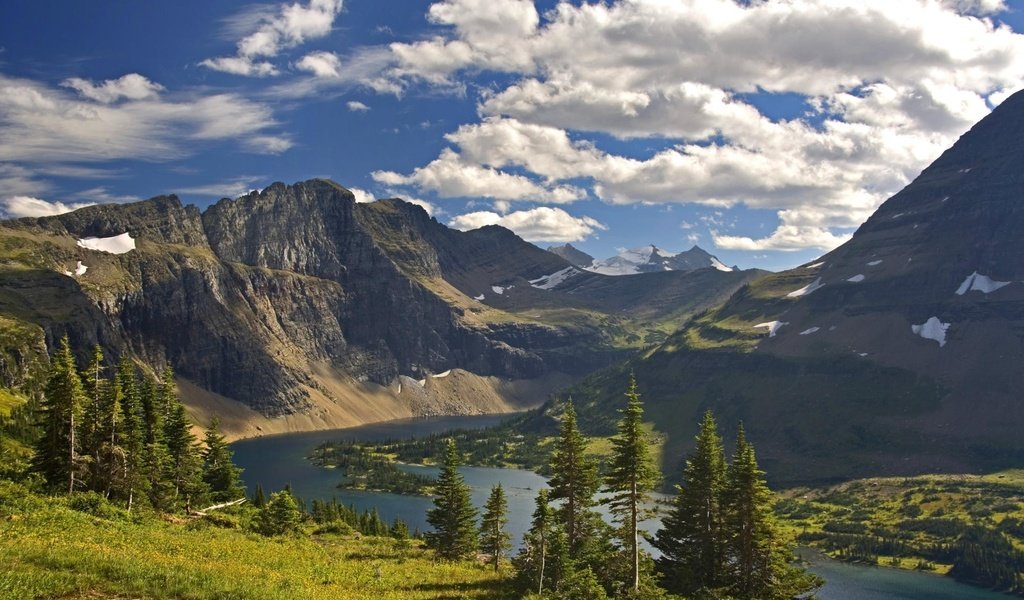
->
(349, 186, 375, 203)
(372, 148, 584, 203)
(62, 74, 164, 103)
(346, 100, 370, 112)
(449, 206, 605, 242)
(1, 196, 95, 219)
(202, 0, 344, 77)
(374, 0, 1024, 253)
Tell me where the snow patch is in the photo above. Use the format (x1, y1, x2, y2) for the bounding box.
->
(77, 232, 135, 254)
(955, 271, 1010, 296)
(431, 370, 452, 379)
(911, 317, 950, 347)
(754, 321, 788, 337)
(491, 286, 505, 295)
(710, 257, 733, 272)
(867, 260, 883, 266)
(75, 261, 87, 276)
(473, 294, 485, 301)
(787, 277, 824, 298)
(806, 261, 825, 269)
(799, 327, 820, 335)
(847, 274, 865, 283)
(530, 266, 580, 290)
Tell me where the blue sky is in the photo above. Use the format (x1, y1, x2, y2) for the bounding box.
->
(2, 0, 1024, 271)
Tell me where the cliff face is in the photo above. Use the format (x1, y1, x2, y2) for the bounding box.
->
(0, 179, 753, 423)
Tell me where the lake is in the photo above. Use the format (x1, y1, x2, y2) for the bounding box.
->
(231, 415, 1012, 600)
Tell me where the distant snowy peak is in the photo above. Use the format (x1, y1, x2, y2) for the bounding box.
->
(586, 245, 733, 276)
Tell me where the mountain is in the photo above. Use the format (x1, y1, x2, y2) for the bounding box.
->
(546, 243, 594, 268)
(586, 244, 733, 275)
(556, 89, 1024, 485)
(0, 180, 757, 438)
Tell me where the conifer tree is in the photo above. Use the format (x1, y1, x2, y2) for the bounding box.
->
(201, 416, 245, 502)
(162, 376, 206, 512)
(549, 399, 601, 556)
(480, 483, 511, 572)
(32, 336, 86, 494)
(253, 483, 267, 508)
(425, 438, 478, 560)
(79, 345, 106, 478)
(723, 426, 820, 599)
(116, 355, 146, 512)
(514, 488, 553, 595)
(604, 373, 660, 593)
(653, 410, 727, 596)
(257, 488, 301, 536)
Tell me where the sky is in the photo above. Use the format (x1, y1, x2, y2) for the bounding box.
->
(2, 0, 1024, 271)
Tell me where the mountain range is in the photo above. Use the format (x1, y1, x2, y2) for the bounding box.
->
(547, 243, 734, 275)
(556, 88, 1024, 485)
(0, 181, 757, 439)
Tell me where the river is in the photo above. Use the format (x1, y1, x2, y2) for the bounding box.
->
(231, 415, 1012, 600)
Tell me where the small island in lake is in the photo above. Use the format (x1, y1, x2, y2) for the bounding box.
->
(310, 440, 437, 496)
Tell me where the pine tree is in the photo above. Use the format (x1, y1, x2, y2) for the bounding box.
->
(549, 399, 601, 556)
(604, 373, 660, 593)
(514, 488, 553, 595)
(116, 355, 146, 512)
(723, 426, 820, 599)
(425, 438, 478, 560)
(32, 336, 86, 494)
(253, 483, 267, 508)
(480, 483, 511, 572)
(653, 410, 727, 596)
(79, 345, 106, 483)
(201, 416, 245, 502)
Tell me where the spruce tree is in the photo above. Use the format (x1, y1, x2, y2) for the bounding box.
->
(653, 410, 727, 596)
(425, 438, 478, 560)
(549, 399, 601, 556)
(604, 374, 660, 593)
(32, 336, 86, 493)
(79, 345, 106, 482)
(201, 416, 245, 502)
(480, 483, 511, 572)
(257, 488, 301, 536)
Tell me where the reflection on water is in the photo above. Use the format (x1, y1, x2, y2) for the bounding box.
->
(232, 415, 1010, 600)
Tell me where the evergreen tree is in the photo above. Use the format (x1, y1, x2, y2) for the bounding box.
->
(116, 355, 147, 512)
(79, 345, 106, 481)
(549, 399, 601, 556)
(480, 483, 511, 572)
(425, 438, 478, 560)
(653, 410, 727, 596)
(253, 483, 267, 508)
(139, 374, 173, 510)
(514, 488, 553, 595)
(723, 426, 820, 599)
(604, 373, 660, 593)
(32, 336, 86, 494)
(162, 376, 206, 512)
(256, 488, 301, 536)
(201, 416, 245, 502)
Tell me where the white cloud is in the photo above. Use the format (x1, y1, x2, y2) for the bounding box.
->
(373, 0, 1024, 254)
(449, 206, 605, 242)
(296, 51, 342, 78)
(202, 0, 344, 77)
(0, 73, 290, 164)
(372, 147, 584, 203)
(62, 74, 164, 103)
(176, 176, 267, 198)
(347, 100, 370, 112)
(349, 187, 375, 203)
(404, 197, 439, 216)
(1, 196, 95, 219)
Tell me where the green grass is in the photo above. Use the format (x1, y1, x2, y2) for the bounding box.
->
(0, 481, 512, 600)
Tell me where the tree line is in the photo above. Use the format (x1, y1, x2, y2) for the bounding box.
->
(424, 374, 821, 599)
(30, 337, 245, 513)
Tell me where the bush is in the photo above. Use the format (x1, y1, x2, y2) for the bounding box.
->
(68, 491, 127, 521)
